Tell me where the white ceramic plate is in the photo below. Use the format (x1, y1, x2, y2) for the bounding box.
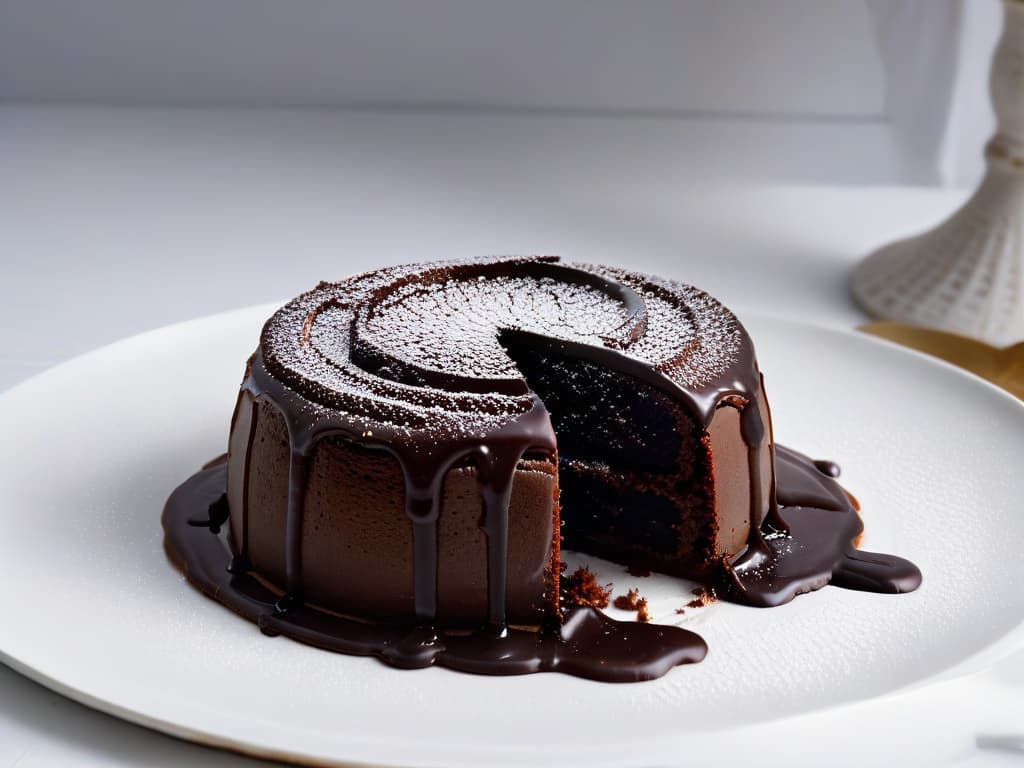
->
(1, 306, 1023, 767)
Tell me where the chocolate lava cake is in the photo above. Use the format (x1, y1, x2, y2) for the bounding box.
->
(163, 256, 921, 682)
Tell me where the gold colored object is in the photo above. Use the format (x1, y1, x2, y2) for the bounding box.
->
(859, 321, 1024, 400)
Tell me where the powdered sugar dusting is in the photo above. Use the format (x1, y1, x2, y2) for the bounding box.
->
(363, 275, 625, 382)
(259, 257, 750, 437)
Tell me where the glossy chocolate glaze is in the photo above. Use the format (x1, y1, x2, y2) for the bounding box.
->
(719, 445, 921, 606)
(164, 446, 919, 681)
(168, 459, 706, 683)
(163, 257, 921, 681)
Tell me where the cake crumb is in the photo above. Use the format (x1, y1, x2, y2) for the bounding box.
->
(613, 588, 652, 622)
(635, 596, 651, 623)
(613, 588, 642, 611)
(686, 586, 717, 609)
(626, 564, 651, 577)
(561, 566, 612, 608)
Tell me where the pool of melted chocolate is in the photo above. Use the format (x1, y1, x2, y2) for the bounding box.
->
(163, 446, 920, 683)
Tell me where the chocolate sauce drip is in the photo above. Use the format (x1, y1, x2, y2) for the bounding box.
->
(240, 350, 557, 625)
(832, 549, 922, 594)
(238, 396, 259, 563)
(278, 448, 309, 611)
(165, 459, 706, 682)
(163, 257, 921, 681)
(718, 446, 921, 607)
(352, 260, 651, 395)
(388, 446, 452, 623)
(814, 459, 842, 478)
(187, 493, 229, 532)
(163, 445, 919, 681)
(476, 444, 525, 629)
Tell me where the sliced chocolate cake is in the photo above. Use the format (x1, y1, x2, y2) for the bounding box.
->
(163, 256, 921, 682)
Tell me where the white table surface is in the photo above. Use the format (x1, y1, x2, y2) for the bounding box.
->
(1, 105, 1021, 766)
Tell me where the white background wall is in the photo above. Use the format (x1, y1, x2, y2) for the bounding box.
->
(0, 0, 1004, 186)
(0, 1, 896, 113)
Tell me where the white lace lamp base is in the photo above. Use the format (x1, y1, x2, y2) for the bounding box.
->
(852, 0, 1024, 347)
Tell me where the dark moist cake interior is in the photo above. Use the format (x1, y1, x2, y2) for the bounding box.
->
(502, 339, 718, 577)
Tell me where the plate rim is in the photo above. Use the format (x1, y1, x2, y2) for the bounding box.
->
(2, 304, 1023, 767)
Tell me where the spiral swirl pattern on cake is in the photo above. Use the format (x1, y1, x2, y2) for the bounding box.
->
(259, 256, 753, 436)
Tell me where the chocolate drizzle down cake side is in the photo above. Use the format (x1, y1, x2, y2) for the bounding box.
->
(163, 256, 921, 683)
